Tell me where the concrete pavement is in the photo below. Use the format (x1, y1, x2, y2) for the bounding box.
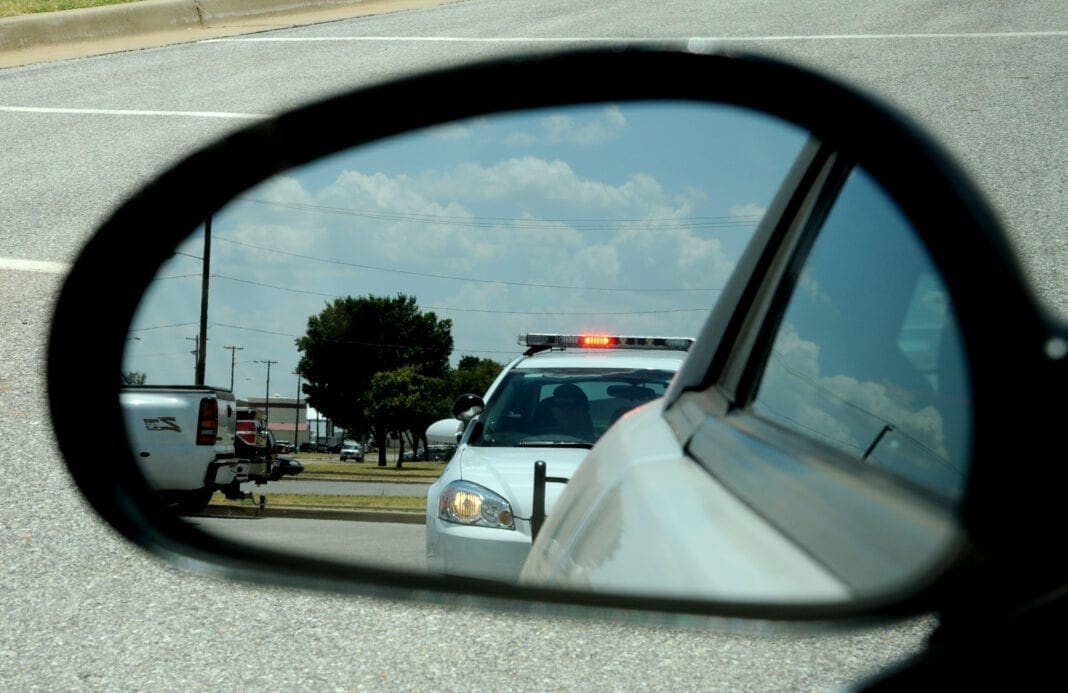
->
(0, 0, 458, 67)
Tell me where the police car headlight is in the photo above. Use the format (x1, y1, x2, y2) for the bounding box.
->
(439, 481, 515, 530)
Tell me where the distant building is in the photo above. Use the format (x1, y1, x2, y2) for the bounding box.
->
(237, 396, 328, 449)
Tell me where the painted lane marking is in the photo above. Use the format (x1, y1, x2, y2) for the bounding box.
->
(0, 258, 71, 275)
(0, 106, 267, 119)
(200, 31, 1068, 44)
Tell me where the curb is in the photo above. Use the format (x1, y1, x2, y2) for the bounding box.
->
(0, 0, 363, 53)
(199, 503, 426, 523)
(0, 0, 456, 59)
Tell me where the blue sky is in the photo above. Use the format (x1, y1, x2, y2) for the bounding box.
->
(123, 100, 807, 400)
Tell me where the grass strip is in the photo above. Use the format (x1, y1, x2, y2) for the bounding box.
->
(212, 493, 425, 513)
(1, 0, 140, 18)
(301, 462, 443, 480)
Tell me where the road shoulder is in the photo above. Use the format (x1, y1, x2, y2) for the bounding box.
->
(0, 0, 461, 68)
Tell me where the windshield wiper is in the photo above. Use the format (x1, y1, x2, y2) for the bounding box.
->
(517, 440, 593, 449)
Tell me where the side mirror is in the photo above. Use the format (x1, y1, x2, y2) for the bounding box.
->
(47, 47, 1066, 624)
(451, 394, 485, 422)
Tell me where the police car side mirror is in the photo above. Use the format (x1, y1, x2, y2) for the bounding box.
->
(48, 47, 1066, 625)
(451, 394, 485, 422)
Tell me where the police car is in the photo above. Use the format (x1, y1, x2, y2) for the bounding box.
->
(425, 333, 692, 582)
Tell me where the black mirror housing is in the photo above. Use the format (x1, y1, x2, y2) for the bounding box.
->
(452, 393, 486, 421)
(47, 46, 1067, 625)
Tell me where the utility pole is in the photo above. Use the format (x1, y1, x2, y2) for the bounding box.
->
(293, 370, 302, 450)
(223, 345, 244, 392)
(185, 335, 199, 378)
(196, 215, 211, 386)
(254, 360, 278, 426)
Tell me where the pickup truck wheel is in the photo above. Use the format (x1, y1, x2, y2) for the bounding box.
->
(171, 487, 215, 515)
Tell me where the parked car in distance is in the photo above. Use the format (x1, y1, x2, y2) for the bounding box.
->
(339, 441, 364, 461)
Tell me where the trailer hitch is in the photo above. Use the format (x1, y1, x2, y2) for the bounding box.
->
(220, 481, 266, 510)
(532, 460, 569, 542)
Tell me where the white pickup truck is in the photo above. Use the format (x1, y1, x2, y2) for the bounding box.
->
(120, 385, 275, 513)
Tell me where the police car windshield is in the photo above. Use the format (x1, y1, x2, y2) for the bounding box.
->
(470, 368, 675, 447)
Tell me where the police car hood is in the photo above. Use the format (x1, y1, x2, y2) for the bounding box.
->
(457, 444, 588, 518)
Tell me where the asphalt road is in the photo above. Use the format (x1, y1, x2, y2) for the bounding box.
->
(2, 1, 1065, 689)
(193, 516, 428, 571)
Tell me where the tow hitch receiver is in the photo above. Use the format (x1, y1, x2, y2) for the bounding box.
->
(532, 460, 569, 541)
(220, 481, 267, 509)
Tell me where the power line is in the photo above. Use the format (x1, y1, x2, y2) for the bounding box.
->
(211, 273, 714, 315)
(207, 321, 517, 355)
(214, 236, 719, 293)
(236, 196, 762, 232)
(156, 273, 202, 281)
(128, 321, 199, 333)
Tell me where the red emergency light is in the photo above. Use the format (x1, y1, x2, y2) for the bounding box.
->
(519, 333, 694, 351)
(579, 335, 614, 347)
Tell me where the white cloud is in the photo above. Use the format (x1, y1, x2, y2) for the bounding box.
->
(573, 244, 621, 280)
(415, 157, 681, 214)
(729, 202, 765, 220)
(760, 322, 950, 463)
(504, 131, 539, 147)
(427, 122, 474, 141)
(138, 146, 762, 384)
(505, 105, 628, 147)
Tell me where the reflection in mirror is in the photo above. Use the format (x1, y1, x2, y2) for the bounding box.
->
(754, 167, 971, 502)
(119, 100, 963, 603)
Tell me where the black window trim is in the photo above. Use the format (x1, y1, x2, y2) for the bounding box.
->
(665, 136, 850, 436)
(724, 154, 857, 408)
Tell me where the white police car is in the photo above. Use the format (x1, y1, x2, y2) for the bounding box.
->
(426, 333, 692, 582)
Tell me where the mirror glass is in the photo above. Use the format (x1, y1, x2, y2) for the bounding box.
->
(120, 100, 966, 603)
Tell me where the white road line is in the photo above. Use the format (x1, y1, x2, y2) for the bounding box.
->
(4, 32, 1059, 117)
(201, 31, 1068, 44)
(0, 106, 267, 119)
(0, 257, 70, 275)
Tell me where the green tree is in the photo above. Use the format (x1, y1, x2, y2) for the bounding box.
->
(366, 366, 451, 468)
(295, 294, 452, 466)
(451, 355, 504, 400)
(122, 371, 147, 385)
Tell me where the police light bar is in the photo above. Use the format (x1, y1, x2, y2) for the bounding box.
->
(519, 333, 694, 351)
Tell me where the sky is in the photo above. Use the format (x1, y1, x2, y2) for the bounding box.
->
(122, 100, 808, 401)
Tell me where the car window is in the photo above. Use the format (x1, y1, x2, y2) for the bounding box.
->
(752, 167, 971, 501)
(472, 367, 675, 446)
